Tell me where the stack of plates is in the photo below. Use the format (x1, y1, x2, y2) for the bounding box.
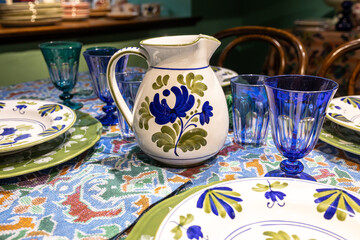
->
(293, 18, 332, 31)
(89, 8, 110, 17)
(0, 100, 102, 179)
(320, 95, 360, 156)
(61, 1, 90, 21)
(0, 2, 63, 27)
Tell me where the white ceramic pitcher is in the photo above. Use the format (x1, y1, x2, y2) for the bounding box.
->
(106, 34, 229, 166)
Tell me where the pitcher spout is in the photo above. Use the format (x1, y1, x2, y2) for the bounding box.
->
(196, 34, 221, 63)
(140, 34, 221, 68)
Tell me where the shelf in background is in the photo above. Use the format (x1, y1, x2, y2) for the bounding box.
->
(0, 16, 201, 43)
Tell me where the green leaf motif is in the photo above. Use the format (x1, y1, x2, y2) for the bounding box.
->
(177, 73, 208, 97)
(341, 96, 360, 109)
(0, 102, 5, 110)
(263, 230, 305, 240)
(138, 96, 153, 130)
(314, 188, 360, 221)
(38, 125, 65, 136)
(152, 75, 169, 90)
(328, 113, 352, 123)
(177, 128, 207, 153)
(152, 126, 176, 152)
(38, 104, 63, 117)
(170, 214, 194, 240)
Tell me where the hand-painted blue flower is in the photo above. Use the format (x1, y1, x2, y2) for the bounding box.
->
(199, 101, 213, 125)
(187, 225, 203, 240)
(314, 188, 360, 221)
(197, 186, 243, 219)
(0, 127, 17, 136)
(16, 104, 27, 111)
(265, 190, 286, 208)
(265, 190, 286, 202)
(149, 86, 195, 125)
(0, 133, 31, 146)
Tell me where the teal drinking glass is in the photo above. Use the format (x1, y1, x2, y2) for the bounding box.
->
(39, 41, 83, 110)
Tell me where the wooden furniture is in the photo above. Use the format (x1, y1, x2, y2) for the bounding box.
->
(213, 26, 308, 75)
(318, 38, 360, 96)
(0, 16, 201, 43)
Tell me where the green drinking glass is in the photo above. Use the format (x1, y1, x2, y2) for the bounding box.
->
(39, 41, 83, 110)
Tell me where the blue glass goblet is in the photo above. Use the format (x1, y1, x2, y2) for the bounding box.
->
(264, 75, 338, 181)
(39, 41, 83, 110)
(83, 47, 128, 126)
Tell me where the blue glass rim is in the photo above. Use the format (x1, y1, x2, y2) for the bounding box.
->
(116, 72, 145, 84)
(83, 48, 119, 57)
(264, 74, 339, 93)
(39, 41, 82, 50)
(230, 74, 268, 87)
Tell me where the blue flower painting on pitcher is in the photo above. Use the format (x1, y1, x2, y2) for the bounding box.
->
(138, 73, 213, 157)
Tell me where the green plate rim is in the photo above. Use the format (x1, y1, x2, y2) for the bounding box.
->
(0, 111, 102, 179)
(319, 120, 360, 156)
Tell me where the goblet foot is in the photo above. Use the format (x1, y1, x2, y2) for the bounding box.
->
(265, 169, 316, 181)
(96, 113, 118, 126)
(59, 92, 83, 110)
(62, 101, 83, 110)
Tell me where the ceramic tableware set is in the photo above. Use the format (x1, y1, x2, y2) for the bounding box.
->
(0, 2, 63, 27)
(320, 94, 360, 156)
(61, 1, 90, 21)
(0, 99, 102, 179)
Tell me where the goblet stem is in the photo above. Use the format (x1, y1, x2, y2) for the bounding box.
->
(96, 103, 119, 126)
(59, 91, 83, 110)
(265, 158, 316, 181)
(280, 158, 304, 175)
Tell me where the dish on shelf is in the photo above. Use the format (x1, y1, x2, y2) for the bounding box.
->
(0, 2, 61, 11)
(0, 8, 63, 16)
(320, 118, 360, 156)
(128, 177, 360, 239)
(0, 100, 76, 154)
(0, 18, 62, 27)
(0, 111, 102, 179)
(326, 95, 360, 132)
(0, 14, 63, 21)
(106, 12, 138, 20)
(211, 65, 238, 87)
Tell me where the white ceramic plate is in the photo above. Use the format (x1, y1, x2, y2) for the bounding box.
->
(0, 18, 62, 27)
(0, 100, 76, 154)
(106, 12, 138, 20)
(155, 177, 360, 239)
(326, 95, 360, 132)
(211, 66, 238, 87)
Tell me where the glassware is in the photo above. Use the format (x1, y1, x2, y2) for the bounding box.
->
(116, 72, 144, 139)
(264, 75, 338, 181)
(39, 41, 83, 110)
(230, 74, 269, 146)
(83, 47, 128, 126)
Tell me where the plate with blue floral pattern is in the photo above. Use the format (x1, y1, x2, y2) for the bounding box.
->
(143, 177, 360, 240)
(211, 66, 238, 87)
(0, 111, 101, 179)
(0, 100, 76, 154)
(326, 95, 360, 132)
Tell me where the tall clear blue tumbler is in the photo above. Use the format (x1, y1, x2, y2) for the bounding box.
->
(264, 75, 338, 181)
(83, 47, 128, 126)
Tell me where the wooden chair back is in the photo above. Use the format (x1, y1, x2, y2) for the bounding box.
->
(318, 38, 360, 96)
(213, 26, 308, 75)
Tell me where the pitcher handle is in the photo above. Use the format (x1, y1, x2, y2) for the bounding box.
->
(106, 47, 149, 129)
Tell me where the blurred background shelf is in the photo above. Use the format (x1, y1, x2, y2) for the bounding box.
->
(0, 16, 201, 43)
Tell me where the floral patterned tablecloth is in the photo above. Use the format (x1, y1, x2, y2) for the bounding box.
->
(1, 72, 360, 240)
